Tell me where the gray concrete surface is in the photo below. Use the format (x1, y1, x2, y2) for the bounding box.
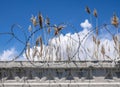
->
(0, 61, 120, 87)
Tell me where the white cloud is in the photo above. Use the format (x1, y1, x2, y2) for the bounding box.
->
(0, 48, 18, 61)
(1, 19, 120, 61)
(80, 19, 92, 29)
(24, 19, 93, 61)
(25, 30, 119, 61)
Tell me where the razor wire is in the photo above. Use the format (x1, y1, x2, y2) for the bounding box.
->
(0, 14, 120, 67)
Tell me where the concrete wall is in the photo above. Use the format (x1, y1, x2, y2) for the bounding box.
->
(0, 61, 120, 87)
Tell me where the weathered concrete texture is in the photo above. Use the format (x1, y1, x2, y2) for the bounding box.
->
(0, 61, 118, 68)
(1, 83, 120, 87)
(0, 61, 120, 87)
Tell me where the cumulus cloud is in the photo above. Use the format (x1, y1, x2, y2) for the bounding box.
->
(24, 19, 93, 61)
(80, 19, 92, 29)
(0, 48, 18, 61)
(1, 19, 119, 61)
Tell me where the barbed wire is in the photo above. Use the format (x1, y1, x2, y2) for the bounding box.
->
(0, 12, 120, 67)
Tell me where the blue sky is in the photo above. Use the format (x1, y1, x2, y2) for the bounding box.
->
(0, 0, 120, 60)
(0, 0, 119, 31)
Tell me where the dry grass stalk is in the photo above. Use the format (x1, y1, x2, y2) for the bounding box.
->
(32, 47, 38, 58)
(58, 25, 65, 31)
(97, 39, 100, 46)
(54, 29, 59, 35)
(92, 35, 96, 44)
(85, 6, 91, 14)
(66, 44, 70, 61)
(101, 45, 105, 57)
(38, 12, 43, 29)
(55, 46, 60, 61)
(96, 27, 98, 36)
(94, 51, 98, 58)
(111, 13, 119, 27)
(54, 25, 65, 35)
(113, 35, 120, 55)
(36, 37, 40, 46)
(93, 8, 97, 18)
(113, 35, 118, 45)
(58, 36, 61, 42)
(47, 28, 51, 34)
(57, 46, 60, 61)
(35, 36, 43, 57)
(39, 37, 43, 57)
(45, 17, 50, 26)
(27, 42, 30, 58)
(54, 25, 58, 35)
(96, 39, 100, 59)
(31, 15, 37, 27)
(28, 25, 32, 32)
